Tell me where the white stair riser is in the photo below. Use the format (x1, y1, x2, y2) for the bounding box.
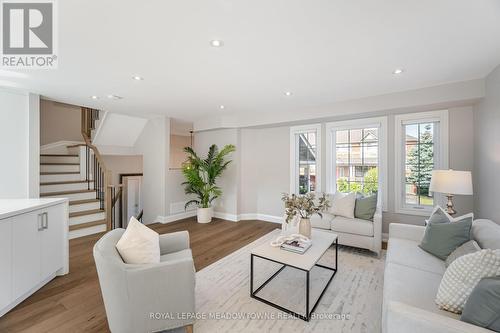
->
(70, 212, 106, 226)
(69, 224, 106, 239)
(44, 191, 95, 201)
(41, 182, 90, 193)
(69, 201, 100, 213)
(40, 173, 81, 182)
(41, 164, 80, 173)
(41, 156, 79, 164)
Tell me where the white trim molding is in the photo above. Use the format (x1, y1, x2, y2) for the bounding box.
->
(325, 116, 388, 211)
(289, 124, 322, 194)
(158, 211, 197, 224)
(394, 110, 449, 216)
(40, 140, 84, 152)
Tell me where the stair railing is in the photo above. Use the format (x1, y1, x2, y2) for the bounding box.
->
(81, 107, 112, 231)
(108, 184, 123, 229)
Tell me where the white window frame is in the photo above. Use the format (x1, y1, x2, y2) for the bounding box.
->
(394, 110, 449, 216)
(325, 117, 388, 211)
(290, 124, 322, 194)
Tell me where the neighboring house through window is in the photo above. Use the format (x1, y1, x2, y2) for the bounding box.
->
(326, 117, 387, 209)
(394, 110, 449, 215)
(290, 124, 321, 194)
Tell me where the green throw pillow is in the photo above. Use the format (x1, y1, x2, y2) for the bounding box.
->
(461, 276, 500, 331)
(419, 216, 472, 260)
(354, 194, 377, 221)
(427, 206, 452, 224)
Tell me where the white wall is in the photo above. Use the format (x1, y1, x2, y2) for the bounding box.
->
(134, 116, 168, 223)
(474, 64, 500, 224)
(0, 89, 39, 198)
(194, 129, 240, 219)
(240, 127, 290, 217)
(201, 106, 474, 232)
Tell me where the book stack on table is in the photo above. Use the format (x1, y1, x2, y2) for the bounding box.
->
(280, 239, 311, 254)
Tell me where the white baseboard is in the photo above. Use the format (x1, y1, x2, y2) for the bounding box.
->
(382, 232, 389, 242)
(158, 211, 197, 224)
(156, 211, 283, 224)
(213, 211, 239, 222)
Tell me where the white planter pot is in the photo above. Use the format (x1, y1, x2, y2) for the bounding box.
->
(197, 207, 213, 223)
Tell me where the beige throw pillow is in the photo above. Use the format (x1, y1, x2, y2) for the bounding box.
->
(116, 217, 160, 264)
(436, 249, 500, 314)
(330, 192, 356, 218)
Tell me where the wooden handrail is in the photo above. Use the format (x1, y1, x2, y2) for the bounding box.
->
(81, 107, 112, 231)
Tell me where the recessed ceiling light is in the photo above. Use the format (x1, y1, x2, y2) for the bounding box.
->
(219, 105, 225, 109)
(107, 94, 123, 100)
(285, 91, 292, 96)
(91, 95, 98, 100)
(132, 75, 144, 81)
(393, 68, 404, 75)
(210, 40, 224, 47)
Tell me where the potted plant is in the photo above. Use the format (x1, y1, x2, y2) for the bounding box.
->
(281, 192, 330, 238)
(182, 144, 236, 223)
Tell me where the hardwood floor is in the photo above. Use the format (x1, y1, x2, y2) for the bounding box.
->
(0, 218, 279, 333)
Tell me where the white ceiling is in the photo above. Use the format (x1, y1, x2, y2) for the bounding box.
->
(2, 0, 500, 125)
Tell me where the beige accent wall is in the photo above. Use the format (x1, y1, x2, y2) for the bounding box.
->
(170, 134, 191, 169)
(40, 100, 81, 145)
(101, 155, 143, 186)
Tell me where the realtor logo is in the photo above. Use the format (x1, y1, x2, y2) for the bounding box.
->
(1, 0, 57, 68)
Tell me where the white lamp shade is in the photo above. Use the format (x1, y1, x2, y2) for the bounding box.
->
(429, 170, 473, 195)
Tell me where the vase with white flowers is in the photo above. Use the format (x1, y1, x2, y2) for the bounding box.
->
(281, 192, 330, 238)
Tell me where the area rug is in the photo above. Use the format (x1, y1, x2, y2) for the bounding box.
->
(182, 229, 385, 333)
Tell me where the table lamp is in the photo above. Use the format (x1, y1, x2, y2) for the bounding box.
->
(429, 169, 473, 216)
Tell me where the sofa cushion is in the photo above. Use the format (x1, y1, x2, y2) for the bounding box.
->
(384, 262, 459, 319)
(310, 213, 334, 230)
(461, 276, 500, 331)
(330, 192, 356, 218)
(419, 215, 473, 260)
(331, 216, 373, 237)
(387, 238, 446, 275)
(160, 249, 193, 262)
(472, 219, 500, 250)
(354, 193, 377, 221)
(436, 249, 500, 314)
(115, 217, 160, 264)
(445, 240, 481, 267)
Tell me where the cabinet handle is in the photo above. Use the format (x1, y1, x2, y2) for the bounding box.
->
(38, 213, 44, 231)
(43, 212, 49, 229)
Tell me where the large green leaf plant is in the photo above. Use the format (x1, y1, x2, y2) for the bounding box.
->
(182, 144, 236, 210)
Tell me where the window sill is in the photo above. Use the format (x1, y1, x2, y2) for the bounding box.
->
(395, 207, 432, 217)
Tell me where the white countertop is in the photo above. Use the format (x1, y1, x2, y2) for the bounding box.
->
(0, 198, 69, 220)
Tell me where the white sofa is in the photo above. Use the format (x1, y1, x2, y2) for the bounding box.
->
(310, 194, 382, 256)
(383, 220, 500, 333)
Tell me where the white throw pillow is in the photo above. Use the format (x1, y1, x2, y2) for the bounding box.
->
(330, 192, 356, 218)
(115, 217, 160, 264)
(435, 249, 500, 314)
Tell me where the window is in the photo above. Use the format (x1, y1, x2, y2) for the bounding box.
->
(290, 124, 321, 194)
(395, 111, 448, 215)
(326, 117, 387, 208)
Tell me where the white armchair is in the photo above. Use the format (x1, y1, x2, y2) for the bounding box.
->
(93, 229, 195, 333)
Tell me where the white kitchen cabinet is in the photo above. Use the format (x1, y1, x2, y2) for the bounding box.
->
(0, 220, 12, 310)
(41, 204, 65, 278)
(0, 199, 69, 317)
(12, 209, 43, 300)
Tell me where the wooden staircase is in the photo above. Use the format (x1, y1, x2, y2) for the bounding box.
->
(39, 108, 111, 239)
